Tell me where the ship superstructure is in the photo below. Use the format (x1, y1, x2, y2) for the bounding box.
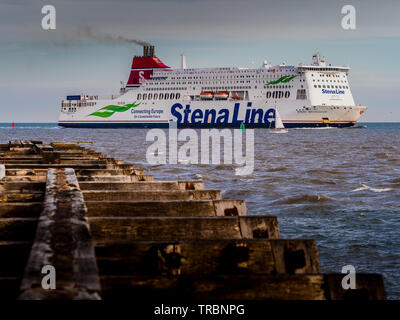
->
(59, 46, 366, 128)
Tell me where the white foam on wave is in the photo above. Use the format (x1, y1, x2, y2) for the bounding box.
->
(352, 183, 392, 193)
(293, 127, 337, 130)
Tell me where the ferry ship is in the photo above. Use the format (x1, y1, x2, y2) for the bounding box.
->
(58, 45, 366, 128)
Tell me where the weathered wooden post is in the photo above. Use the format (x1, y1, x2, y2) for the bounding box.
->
(18, 168, 101, 300)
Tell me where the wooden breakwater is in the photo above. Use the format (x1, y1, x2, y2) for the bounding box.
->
(0, 140, 386, 300)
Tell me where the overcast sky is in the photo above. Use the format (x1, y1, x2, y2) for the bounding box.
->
(0, 0, 399, 122)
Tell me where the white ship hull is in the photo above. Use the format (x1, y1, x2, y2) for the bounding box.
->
(59, 98, 366, 128)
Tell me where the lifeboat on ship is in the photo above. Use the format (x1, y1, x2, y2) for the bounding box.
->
(231, 94, 241, 100)
(214, 91, 229, 100)
(200, 91, 213, 100)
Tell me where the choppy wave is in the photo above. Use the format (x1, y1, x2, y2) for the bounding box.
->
(305, 168, 347, 175)
(265, 166, 289, 172)
(351, 183, 393, 193)
(345, 125, 367, 129)
(308, 178, 337, 185)
(374, 152, 391, 159)
(214, 164, 238, 170)
(273, 193, 334, 205)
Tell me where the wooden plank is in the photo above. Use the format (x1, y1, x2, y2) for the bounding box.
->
(86, 200, 247, 217)
(78, 181, 204, 191)
(5, 163, 108, 169)
(2, 181, 46, 192)
(8, 148, 33, 155)
(75, 168, 145, 176)
(0, 203, 42, 218)
(99, 273, 386, 301)
(3, 176, 46, 182)
(4, 168, 145, 177)
(21, 141, 34, 148)
(5, 169, 47, 176)
(106, 163, 134, 170)
(99, 274, 327, 300)
(83, 190, 222, 201)
(0, 156, 43, 160)
(0, 192, 44, 203)
(58, 159, 109, 165)
(33, 144, 53, 153)
(18, 168, 101, 300)
(77, 175, 154, 182)
(58, 156, 103, 160)
(3, 181, 201, 192)
(94, 239, 320, 276)
(88, 216, 280, 241)
(0, 160, 43, 164)
(0, 218, 38, 241)
(50, 142, 84, 149)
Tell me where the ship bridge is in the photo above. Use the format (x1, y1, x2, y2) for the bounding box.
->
(297, 53, 350, 74)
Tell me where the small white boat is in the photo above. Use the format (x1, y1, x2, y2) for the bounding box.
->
(271, 107, 288, 133)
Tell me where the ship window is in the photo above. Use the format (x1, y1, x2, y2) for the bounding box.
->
(318, 85, 321, 88)
(170, 93, 175, 99)
(159, 93, 164, 99)
(296, 89, 307, 100)
(143, 94, 147, 100)
(285, 91, 290, 98)
(314, 85, 317, 88)
(165, 93, 169, 99)
(148, 93, 152, 99)
(137, 94, 142, 100)
(154, 93, 158, 99)
(176, 93, 180, 99)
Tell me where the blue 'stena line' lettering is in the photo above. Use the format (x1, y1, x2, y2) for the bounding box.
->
(170, 103, 275, 125)
(322, 89, 345, 94)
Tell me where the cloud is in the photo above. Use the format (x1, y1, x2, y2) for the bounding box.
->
(1, 0, 400, 43)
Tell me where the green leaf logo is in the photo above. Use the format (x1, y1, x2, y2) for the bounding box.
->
(88, 102, 141, 118)
(265, 75, 296, 86)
